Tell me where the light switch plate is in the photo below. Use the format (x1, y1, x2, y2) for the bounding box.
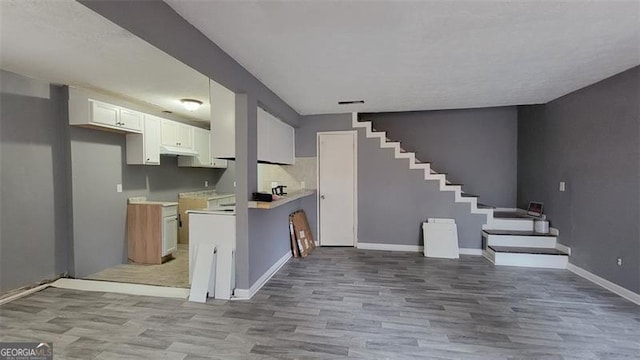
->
(116, 184, 123, 193)
(301, 181, 306, 189)
(204, 180, 209, 187)
(559, 182, 566, 192)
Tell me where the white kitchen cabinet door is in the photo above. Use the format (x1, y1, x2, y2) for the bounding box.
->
(257, 107, 271, 162)
(119, 108, 143, 132)
(125, 115, 161, 165)
(163, 213, 178, 256)
(210, 79, 236, 158)
(271, 117, 295, 165)
(90, 101, 118, 127)
(257, 107, 295, 165)
(143, 116, 161, 164)
(161, 120, 178, 146)
(177, 123, 194, 149)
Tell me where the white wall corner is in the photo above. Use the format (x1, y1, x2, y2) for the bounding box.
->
(567, 263, 640, 305)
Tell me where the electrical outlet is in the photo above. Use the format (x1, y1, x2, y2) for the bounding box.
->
(301, 181, 306, 189)
(116, 183, 122, 193)
(204, 180, 209, 187)
(617, 258, 623, 266)
(233, 181, 236, 188)
(559, 182, 566, 192)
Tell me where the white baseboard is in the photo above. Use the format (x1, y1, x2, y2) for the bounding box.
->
(459, 248, 483, 256)
(0, 283, 50, 306)
(51, 279, 190, 299)
(357, 242, 422, 252)
(357, 242, 482, 256)
(567, 263, 640, 305)
(555, 242, 571, 255)
(233, 251, 291, 300)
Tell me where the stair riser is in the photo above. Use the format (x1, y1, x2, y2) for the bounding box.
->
(487, 218, 534, 231)
(485, 235, 557, 248)
(493, 252, 568, 269)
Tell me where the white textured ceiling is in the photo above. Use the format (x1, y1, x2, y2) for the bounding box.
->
(0, 0, 211, 123)
(166, 0, 640, 115)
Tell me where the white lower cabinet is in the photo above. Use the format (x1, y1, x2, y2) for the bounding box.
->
(162, 206, 178, 256)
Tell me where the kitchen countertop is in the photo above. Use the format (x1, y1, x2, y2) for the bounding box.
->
(179, 190, 235, 201)
(128, 200, 178, 207)
(248, 190, 316, 210)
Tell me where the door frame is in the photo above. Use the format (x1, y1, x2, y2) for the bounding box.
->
(316, 130, 358, 247)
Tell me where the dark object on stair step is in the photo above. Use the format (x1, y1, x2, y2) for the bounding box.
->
(461, 193, 477, 198)
(488, 245, 567, 255)
(483, 229, 555, 237)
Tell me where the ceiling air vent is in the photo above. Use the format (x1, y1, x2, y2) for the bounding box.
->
(338, 100, 365, 105)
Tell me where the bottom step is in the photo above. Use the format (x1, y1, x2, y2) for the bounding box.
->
(484, 246, 568, 269)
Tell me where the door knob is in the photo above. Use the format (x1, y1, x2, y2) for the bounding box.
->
(320, 195, 325, 200)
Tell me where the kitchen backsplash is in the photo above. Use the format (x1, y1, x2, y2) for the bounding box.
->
(257, 157, 316, 193)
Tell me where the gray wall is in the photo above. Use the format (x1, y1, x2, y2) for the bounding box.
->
(518, 66, 640, 293)
(364, 107, 518, 208)
(0, 71, 69, 293)
(248, 196, 315, 286)
(297, 114, 487, 248)
(69, 125, 229, 277)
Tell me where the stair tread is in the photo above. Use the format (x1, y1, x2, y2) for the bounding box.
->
(477, 204, 495, 209)
(483, 229, 555, 237)
(493, 211, 534, 219)
(461, 193, 477, 198)
(489, 245, 567, 255)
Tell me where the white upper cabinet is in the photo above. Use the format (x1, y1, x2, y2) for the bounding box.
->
(257, 107, 295, 165)
(257, 107, 271, 162)
(69, 94, 143, 133)
(126, 115, 161, 165)
(210, 80, 236, 159)
(161, 119, 194, 149)
(179, 127, 229, 168)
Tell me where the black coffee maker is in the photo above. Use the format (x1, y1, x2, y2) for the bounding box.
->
(271, 185, 287, 196)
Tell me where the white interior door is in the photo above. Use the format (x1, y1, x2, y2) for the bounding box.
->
(318, 132, 356, 246)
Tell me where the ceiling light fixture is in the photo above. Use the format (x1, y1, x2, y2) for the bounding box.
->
(180, 98, 203, 111)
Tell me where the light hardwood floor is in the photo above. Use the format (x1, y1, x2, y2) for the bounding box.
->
(85, 244, 189, 288)
(1, 247, 638, 359)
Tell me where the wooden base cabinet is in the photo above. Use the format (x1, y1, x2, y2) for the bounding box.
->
(127, 203, 178, 264)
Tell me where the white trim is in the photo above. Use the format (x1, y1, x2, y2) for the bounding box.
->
(232, 251, 291, 300)
(567, 263, 640, 305)
(356, 243, 482, 256)
(357, 242, 422, 252)
(51, 279, 190, 299)
(0, 284, 50, 305)
(316, 130, 358, 247)
(555, 242, 571, 255)
(459, 248, 483, 256)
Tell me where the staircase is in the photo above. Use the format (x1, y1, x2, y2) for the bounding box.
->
(351, 113, 569, 269)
